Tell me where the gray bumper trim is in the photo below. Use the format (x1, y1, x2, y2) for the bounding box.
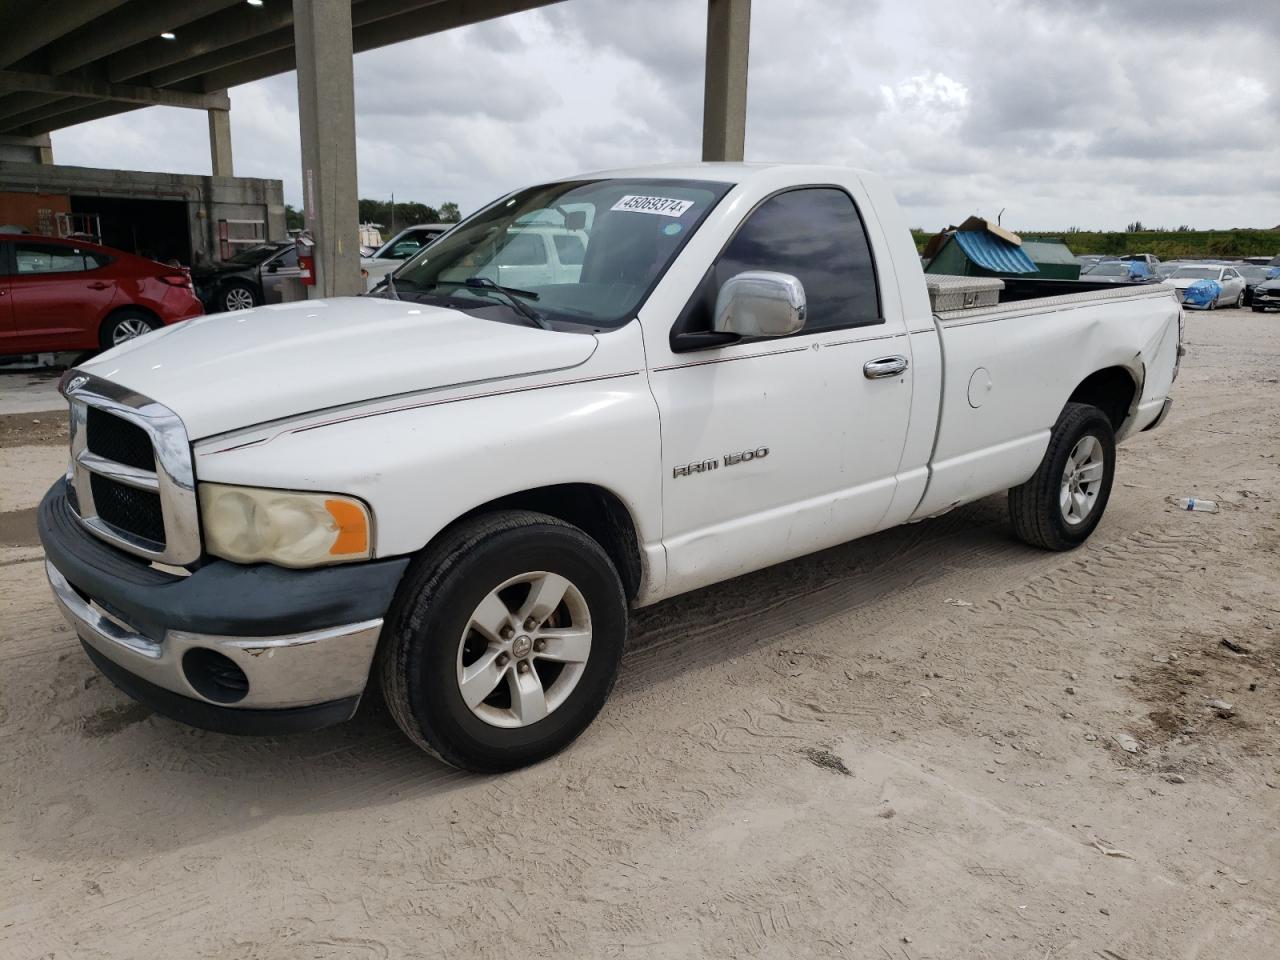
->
(48, 560, 383, 710)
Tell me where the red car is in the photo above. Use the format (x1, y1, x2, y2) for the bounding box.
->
(0, 233, 203, 355)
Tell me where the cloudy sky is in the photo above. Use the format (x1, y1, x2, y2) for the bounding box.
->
(51, 0, 1279, 231)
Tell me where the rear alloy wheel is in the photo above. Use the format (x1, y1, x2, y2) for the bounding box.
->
(1234, 291, 1245, 309)
(221, 281, 258, 311)
(379, 510, 627, 772)
(99, 310, 160, 349)
(1009, 402, 1116, 551)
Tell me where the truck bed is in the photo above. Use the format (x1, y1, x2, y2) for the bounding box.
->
(934, 279, 1175, 323)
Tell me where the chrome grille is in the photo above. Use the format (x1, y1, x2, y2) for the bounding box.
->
(63, 372, 201, 566)
(86, 406, 155, 471)
(89, 473, 166, 545)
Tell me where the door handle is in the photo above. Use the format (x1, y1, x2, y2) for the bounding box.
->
(863, 355, 909, 379)
(87, 282, 110, 290)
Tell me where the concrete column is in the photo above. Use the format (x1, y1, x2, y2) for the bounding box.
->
(701, 0, 751, 162)
(293, 0, 361, 299)
(35, 134, 53, 164)
(207, 104, 233, 177)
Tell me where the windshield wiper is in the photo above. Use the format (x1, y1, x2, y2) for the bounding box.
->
(460, 277, 550, 329)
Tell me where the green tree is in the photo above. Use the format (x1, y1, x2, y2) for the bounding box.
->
(284, 204, 304, 231)
(439, 202, 461, 223)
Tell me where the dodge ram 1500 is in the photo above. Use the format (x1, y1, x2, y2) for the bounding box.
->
(40, 164, 1182, 771)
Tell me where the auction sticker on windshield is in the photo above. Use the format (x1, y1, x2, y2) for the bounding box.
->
(611, 195, 695, 217)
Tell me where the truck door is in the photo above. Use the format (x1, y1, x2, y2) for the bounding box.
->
(648, 186, 914, 596)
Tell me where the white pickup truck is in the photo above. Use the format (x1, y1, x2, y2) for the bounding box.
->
(40, 163, 1182, 771)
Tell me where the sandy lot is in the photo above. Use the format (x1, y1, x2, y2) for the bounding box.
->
(1, 309, 1277, 959)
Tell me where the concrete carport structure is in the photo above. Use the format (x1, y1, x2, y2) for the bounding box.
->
(0, 0, 752, 298)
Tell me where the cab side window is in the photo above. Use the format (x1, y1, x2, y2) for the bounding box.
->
(715, 188, 881, 331)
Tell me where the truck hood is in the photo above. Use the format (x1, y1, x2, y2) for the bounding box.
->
(77, 296, 597, 439)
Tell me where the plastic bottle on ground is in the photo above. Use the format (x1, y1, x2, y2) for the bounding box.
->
(1176, 498, 1219, 513)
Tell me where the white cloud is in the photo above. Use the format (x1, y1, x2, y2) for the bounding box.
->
(48, 0, 1278, 230)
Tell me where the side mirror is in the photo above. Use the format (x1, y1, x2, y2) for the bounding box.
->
(713, 271, 806, 339)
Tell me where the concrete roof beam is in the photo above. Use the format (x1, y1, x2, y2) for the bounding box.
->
(45, 0, 245, 76)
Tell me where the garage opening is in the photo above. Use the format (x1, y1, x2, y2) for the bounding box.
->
(68, 195, 192, 266)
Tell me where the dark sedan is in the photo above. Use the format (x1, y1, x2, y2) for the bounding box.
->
(192, 241, 304, 313)
(1238, 264, 1279, 306)
(1252, 276, 1280, 313)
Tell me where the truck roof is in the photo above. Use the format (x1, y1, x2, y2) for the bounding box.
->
(554, 161, 869, 186)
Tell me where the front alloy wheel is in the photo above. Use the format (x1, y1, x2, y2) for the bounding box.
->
(457, 572, 592, 729)
(380, 510, 627, 772)
(223, 284, 256, 311)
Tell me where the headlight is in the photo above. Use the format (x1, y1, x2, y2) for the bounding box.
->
(199, 483, 372, 567)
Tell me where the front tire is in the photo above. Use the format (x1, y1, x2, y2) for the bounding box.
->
(1235, 291, 1245, 309)
(99, 309, 160, 349)
(379, 510, 627, 772)
(1009, 402, 1116, 551)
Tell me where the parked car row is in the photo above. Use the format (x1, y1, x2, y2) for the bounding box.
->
(1076, 251, 1279, 311)
(3, 219, 1276, 364)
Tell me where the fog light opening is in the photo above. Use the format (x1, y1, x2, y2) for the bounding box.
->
(182, 648, 250, 704)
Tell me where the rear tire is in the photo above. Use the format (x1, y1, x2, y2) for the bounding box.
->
(378, 510, 627, 772)
(1009, 402, 1116, 551)
(1234, 291, 1245, 309)
(99, 309, 160, 349)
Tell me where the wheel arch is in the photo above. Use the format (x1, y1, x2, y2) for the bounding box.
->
(1067, 365, 1139, 433)
(447, 483, 645, 603)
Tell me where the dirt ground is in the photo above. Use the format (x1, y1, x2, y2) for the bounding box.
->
(1, 309, 1277, 959)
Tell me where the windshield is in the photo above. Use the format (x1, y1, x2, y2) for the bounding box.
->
(389, 178, 732, 329)
(1238, 265, 1269, 280)
(1171, 267, 1219, 279)
(227, 243, 286, 266)
(1085, 262, 1130, 277)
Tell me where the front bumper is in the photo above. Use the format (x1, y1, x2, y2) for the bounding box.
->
(39, 482, 410, 734)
